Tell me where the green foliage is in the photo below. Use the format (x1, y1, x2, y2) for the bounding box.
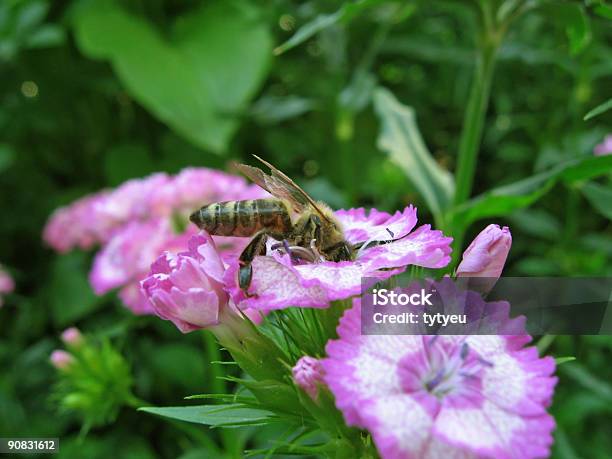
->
(274, 0, 386, 55)
(0, 0, 65, 61)
(1, 0, 612, 457)
(584, 97, 612, 120)
(373, 87, 455, 224)
(52, 337, 135, 430)
(140, 404, 279, 427)
(580, 181, 612, 219)
(452, 155, 612, 229)
(72, 0, 272, 153)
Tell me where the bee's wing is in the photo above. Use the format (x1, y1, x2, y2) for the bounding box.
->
(235, 156, 331, 222)
(233, 162, 305, 212)
(252, 155, 334, 222)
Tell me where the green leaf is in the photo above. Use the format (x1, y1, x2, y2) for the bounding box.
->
(555, 356, 576, 365)
(339, 71, 377, 112)
(373, 87, 454, 220)
(274, 0, 385, 55)
(561, 363, 612, 402)
(584, 98, 612, 121)
(452, 155, 612, 227)
(547, 3, 591, 55)
(594, 3, 612, 20)
(560, 155, 612, 183)
(15, 1, 48, 35)
(24, 24, 65, 49)
(580, 181, 612, 219)
(139, 404, 278, 427)
(507, 209, 561, 241)
(250, 95, 316, 125)
(72, 0, 271, 153)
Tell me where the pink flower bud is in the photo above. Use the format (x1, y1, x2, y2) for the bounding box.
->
(292, 356, 324, 401)
(594, 135, 612, 156)
(457, 224, 512, 279)
(141, 233, 229, 333)
(61, 327, 83, 347)
(50, 350, 74, 370)
(0, 266, 14, 308)
(0, 266, 14, 294)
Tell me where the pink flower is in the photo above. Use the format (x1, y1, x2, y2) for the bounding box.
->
(92, 173, 171, 229)
(89, 219, 189, 294)
(0, 265, 14, 308)
(456, 224, 512, 279)
(292, 356, 324, 401)
(61, 327, 83, 347)
(140, 233, 229, 332)
(43, 192, 111, 252)
(322, 300, 557, 459)
(228, 206, 452, 311)
(50, 350, 74, 370)
(43, 168, 266, 254)
(150, 168, 266, 215)
(594, 135, 612, 156)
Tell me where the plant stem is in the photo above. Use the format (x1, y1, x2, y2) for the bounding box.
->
(203, 330, 225, 395)
(202, 330, 241, 457)
(449, 3, 504, 261)
(453, 35, 499, 207)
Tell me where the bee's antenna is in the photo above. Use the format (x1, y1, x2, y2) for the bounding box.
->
(354, 228, 411, 256)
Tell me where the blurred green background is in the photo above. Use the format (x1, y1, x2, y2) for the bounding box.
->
(1, 0, 611, 458)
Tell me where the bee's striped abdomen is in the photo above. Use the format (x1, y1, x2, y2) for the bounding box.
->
(189, 199, 292, 237)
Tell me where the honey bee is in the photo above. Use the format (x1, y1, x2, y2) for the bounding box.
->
(189, 156, 398, 293)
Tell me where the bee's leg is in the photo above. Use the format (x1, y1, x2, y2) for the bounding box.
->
(238, 231, 269, 294)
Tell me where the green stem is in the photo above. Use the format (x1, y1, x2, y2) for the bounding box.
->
(449, 3, 504, 263)
(453, 39, 499, 206)
(203, 330, 225, 395)
(202, 330, 241, 458)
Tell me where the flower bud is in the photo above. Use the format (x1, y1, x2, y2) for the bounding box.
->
(457, 224, 512, 280)
(292, 356, 324, 401)
(0, 266, 14, 292)
(61, 327, 84, 347)
(0, 265, 14, 308)
(594, 135, 612, 156)
(50, 350, 74, 370)
(51, 338, 135, 429)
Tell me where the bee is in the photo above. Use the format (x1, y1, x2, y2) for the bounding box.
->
(189, 156, 399, 293)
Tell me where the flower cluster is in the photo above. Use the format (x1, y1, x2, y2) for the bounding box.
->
(43, 168, 264, 313)
(0, 264, 14, 307)
(138, 206, 558, 458)
(46, 162, 558, 458)
(140, 205, 452, 329)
